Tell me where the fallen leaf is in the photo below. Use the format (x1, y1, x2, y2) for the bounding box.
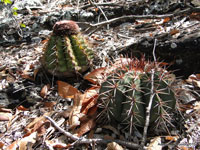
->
(43, 101, 56, 109)
(165, 136, 179, 141)
(84, 67, 106, 84)
(170, 29, 179, 35)
(81, 87, 98, 115)
(186, 74, 200, 88)
(25, 112, 53, 134)
(0, 108, 12, 113)
(7, 132, 37, 150)
(33, 68, 39, 80)
(69, 93, 85, 129)
(75, 117, 96, 137)
(17, 105, 28, 111)
(190, 12, 200, 21)
(0, 112, 12, 121)
(57, 80, 80, 98)
(40, 84, 50, 98)
(163, 17, 170, 23)
(0, 141, 4, 148)
(20, 64, 34, 81)
(147, 137, 162, 150)
(107, 142, 124, 150)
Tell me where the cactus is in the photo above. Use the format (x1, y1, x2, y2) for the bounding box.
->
(42, 20, 93, 77)
(97, 57, 177, 133)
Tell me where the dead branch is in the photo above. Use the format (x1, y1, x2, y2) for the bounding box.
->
(45, 116, 141, 149)
(80, 0, 149, 9)
(140, 39, 157, 148)
(79, 6, 200, 29)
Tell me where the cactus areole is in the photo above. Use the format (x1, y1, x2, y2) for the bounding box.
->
(42, 20, 93, 77)
(97, 58, 177, 132)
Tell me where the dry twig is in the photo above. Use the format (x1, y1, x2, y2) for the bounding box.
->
(80, 6, 200, 29)
(140, 39, 157, 149)
(45, 116, 141, 149)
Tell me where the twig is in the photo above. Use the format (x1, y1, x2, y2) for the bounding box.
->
(140, 39, 157, 149)
(88, 0, 110, 29)
(152, 39, 157, 63)
(80, 0, 148, 9)
(80, 2, 121, 9)
(80, 7, 200, 28)
(45, 116, 141, 149)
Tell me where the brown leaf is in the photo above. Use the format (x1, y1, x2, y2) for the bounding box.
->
(25, 112, 52, 134)
(20, 64, 34, 81)
(6, 132, 37, 150)
(0, 141, 4, 149)
(165, 136, 178, 141)
(40, 84, 50, 98)
(33, 68, 39, 80)
(170, 29, 179, 35)
(57, 80, 80, 98)
(69, 93, 85, 129)
(17, 105, 28, 111)
(163, 17, 170, 23)
(107, 142, 124, 150)
(81, 87, 98, 115)
(43, 101, 56, 109)
(75, 117, 96, 137)
(0, 108, 12, 113)
(147, 137, 162, 150)
(0, 112, 12, 121)
(84, 67, 106, 84)
(190, 12, 200, 21)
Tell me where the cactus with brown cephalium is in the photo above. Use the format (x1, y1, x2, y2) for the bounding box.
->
(42, 20, 93, 77)
(97, 57, 177, 133)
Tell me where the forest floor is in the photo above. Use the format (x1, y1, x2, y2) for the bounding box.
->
(0, 0, 200, 149)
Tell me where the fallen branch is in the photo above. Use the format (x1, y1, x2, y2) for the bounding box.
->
(79, 6, 200, 28)
(45, 116, 141, 149)
(140, 39, 157, 148)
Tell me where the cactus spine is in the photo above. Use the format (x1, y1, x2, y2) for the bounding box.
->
(98, 58, 176, 132)
(42, 20, 93, 77)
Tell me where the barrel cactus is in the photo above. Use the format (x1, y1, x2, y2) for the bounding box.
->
(42, 20, 93, 77)
(97, 57, 177, 133)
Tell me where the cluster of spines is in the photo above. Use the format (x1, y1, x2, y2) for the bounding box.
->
(97, 57, 176, 133)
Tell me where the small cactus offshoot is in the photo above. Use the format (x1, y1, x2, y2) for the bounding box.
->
(97, 57, 177, 133)
(42, 20, 93, 77)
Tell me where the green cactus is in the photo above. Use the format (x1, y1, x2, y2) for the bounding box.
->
(97, 58, 176, 132)
(42, 20, 93, 77)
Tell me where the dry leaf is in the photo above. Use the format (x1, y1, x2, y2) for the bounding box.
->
(186, 74, 200, 88)
(40, 84, 50, 98)
(0, 112, 12, 121)
(7, 132, 37, 150)
(190, 12, 200, 21)
(57, 80, 80, 98)
(163, 17, 170, 23)
(0, 108, 12, 113)
(17, 105, 28, 111)
(69, 93, 85, 129)
(33, 68, 39, 80)
(147, 137, 162, 150)
(43, 101, 56, 109)
(20, 64, 34, 81)
(107, 142, 124, 150)
(75, 117, 96, 137)
(165, 136, 179, 141)
(81, 87, 98, 115)
(84, 67, 106, 84)
(25, 112, 52, 134)
(170, 29, 179, 35)
(0, 141, 4, 148)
